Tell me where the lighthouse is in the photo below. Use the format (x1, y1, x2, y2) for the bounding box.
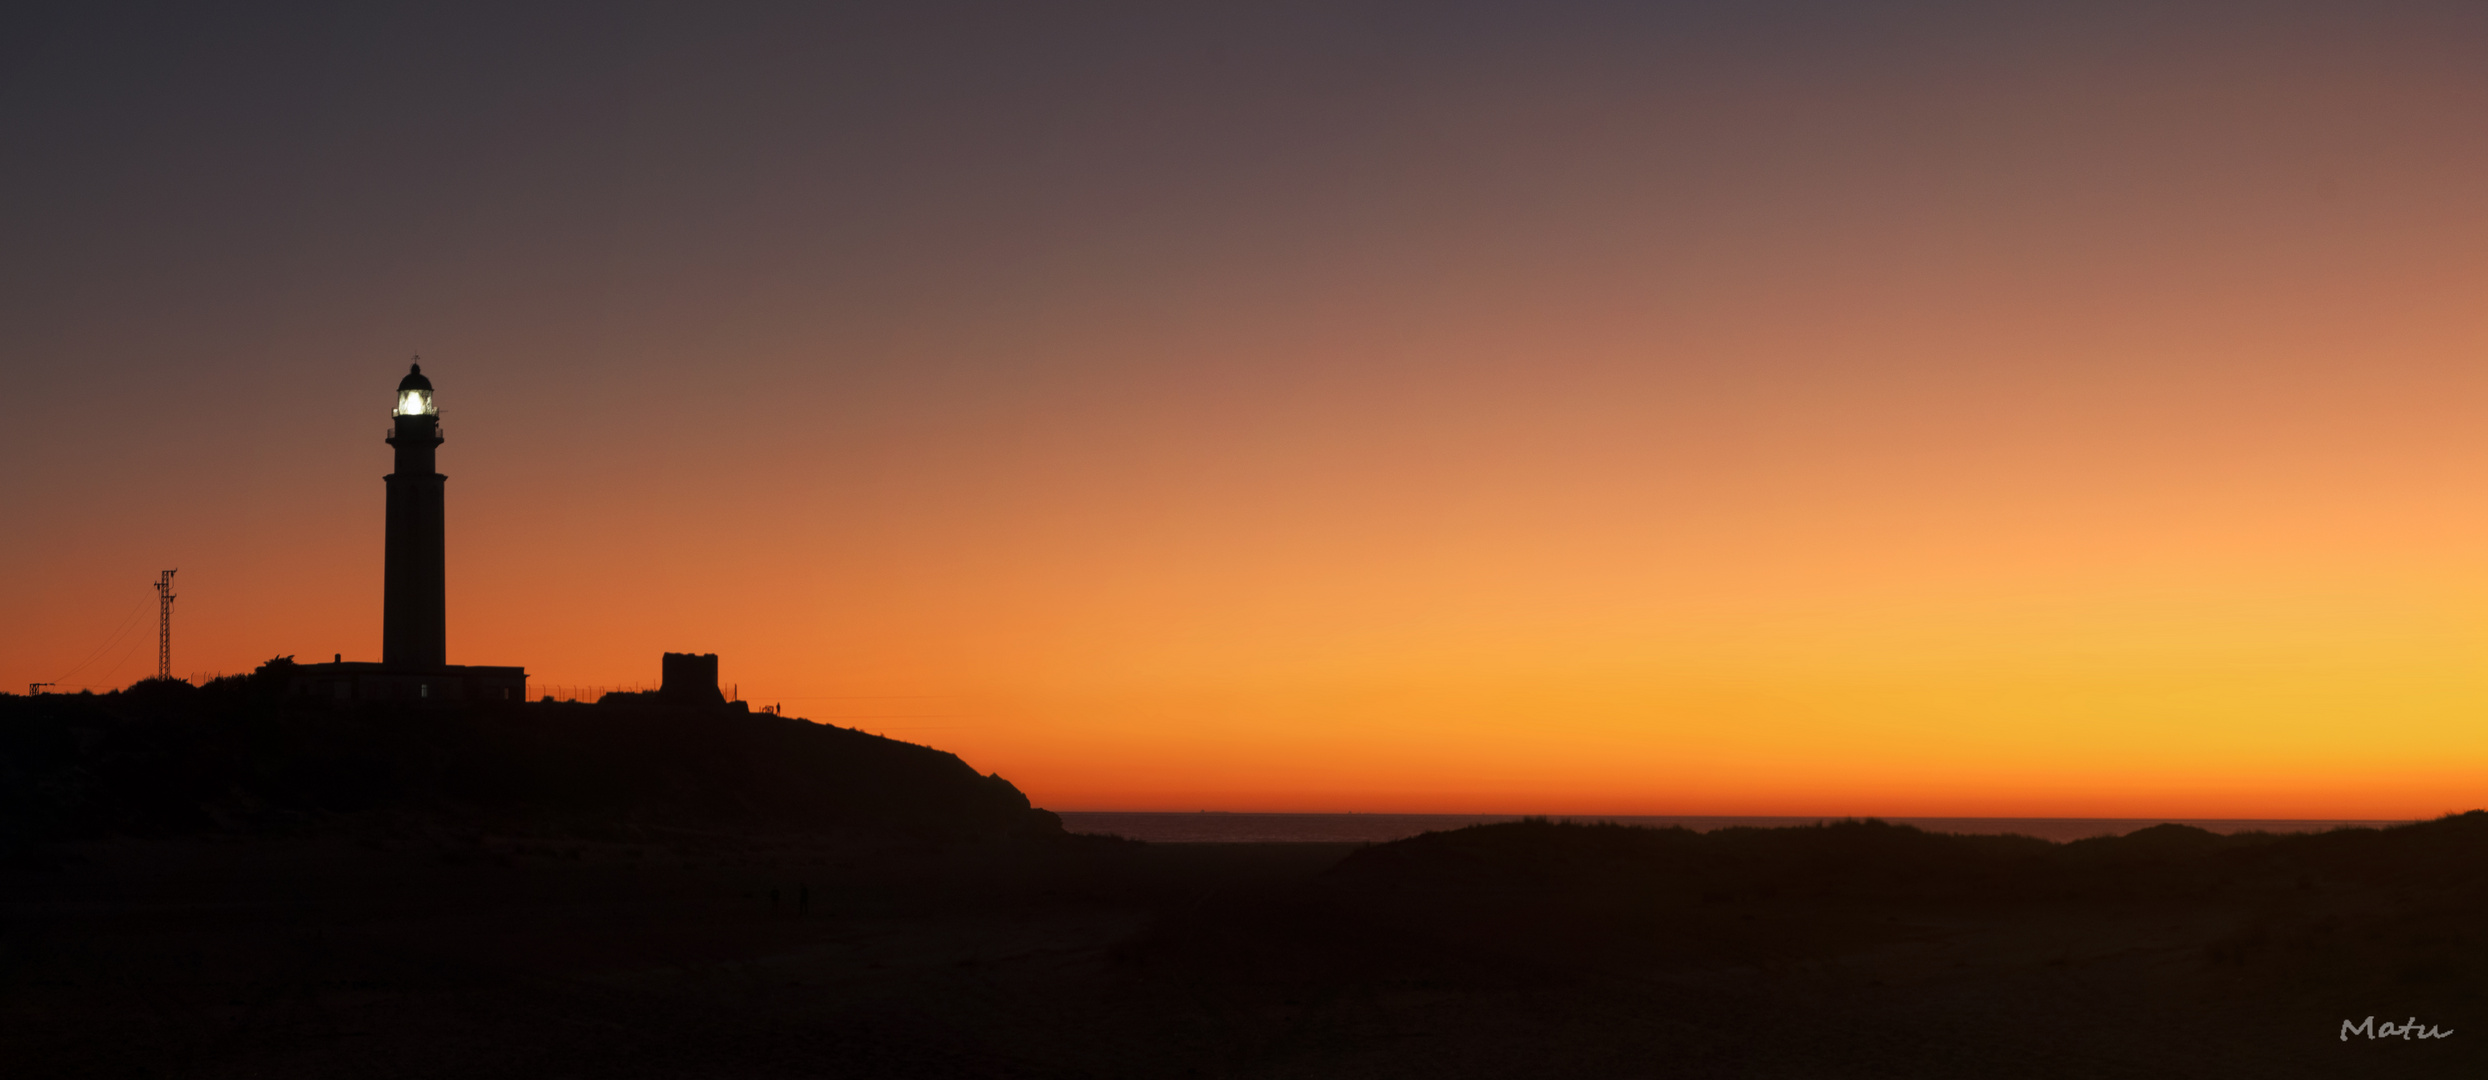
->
(289, 362, 526, 703)
(383, 363, 447, 667)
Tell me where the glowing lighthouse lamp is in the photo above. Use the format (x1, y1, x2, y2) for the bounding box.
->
(394, 370, 437, 418)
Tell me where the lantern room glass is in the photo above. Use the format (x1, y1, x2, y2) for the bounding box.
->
(395, 388, 436, 416)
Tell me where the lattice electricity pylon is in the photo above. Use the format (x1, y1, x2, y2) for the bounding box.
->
(154, 569, 178, 681)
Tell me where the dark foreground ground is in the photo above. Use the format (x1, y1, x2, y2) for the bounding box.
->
(5, 816, 2482, 1079)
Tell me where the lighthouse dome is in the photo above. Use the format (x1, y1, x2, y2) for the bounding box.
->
(394, 363, 437, 417)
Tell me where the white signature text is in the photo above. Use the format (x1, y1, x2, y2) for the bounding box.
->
(2342, 1016, 2453, 1041)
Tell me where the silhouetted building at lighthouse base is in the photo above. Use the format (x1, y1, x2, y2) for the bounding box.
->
(287, 661, 527, 704)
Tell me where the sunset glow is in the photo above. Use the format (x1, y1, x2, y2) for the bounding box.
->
(8, 3, 2488, 818)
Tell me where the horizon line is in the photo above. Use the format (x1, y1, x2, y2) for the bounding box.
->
(1051, 810, 2427, 823)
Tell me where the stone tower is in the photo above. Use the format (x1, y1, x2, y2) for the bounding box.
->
(382, 363, 447, 668)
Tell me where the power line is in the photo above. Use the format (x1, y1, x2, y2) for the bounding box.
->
(55, 598, 146, 684)
(89, 630, 154, 692)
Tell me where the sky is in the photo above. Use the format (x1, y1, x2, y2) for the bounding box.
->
(6, 1, 2488, 817)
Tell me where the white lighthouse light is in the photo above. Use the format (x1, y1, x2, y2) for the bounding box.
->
(396, 388, 435, 416)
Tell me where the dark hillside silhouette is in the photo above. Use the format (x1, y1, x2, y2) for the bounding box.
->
(7, 764, 2483, 1076)
(1314, 815, 2488, 972)
(1096, 817, 2488, 1077)
(6, 666, 2482, 1077)
(0, 659, 1055, 856)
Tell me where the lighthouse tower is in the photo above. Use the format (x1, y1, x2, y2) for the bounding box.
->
(383, 363, 447, 667)
(288, 362, 525, 704)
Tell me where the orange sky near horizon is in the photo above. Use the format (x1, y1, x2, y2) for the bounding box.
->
(7, 3, 2488, 818)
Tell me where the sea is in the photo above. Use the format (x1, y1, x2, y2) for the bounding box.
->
(1053, 812, 2412, 845)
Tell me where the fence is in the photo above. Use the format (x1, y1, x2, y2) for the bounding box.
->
(530, 683, 743, 704)
(22, 678, 741, 705)
(532, 683, 656, 703)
